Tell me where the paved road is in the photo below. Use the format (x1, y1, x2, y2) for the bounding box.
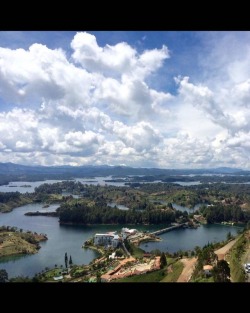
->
(121, 241, 131, 257)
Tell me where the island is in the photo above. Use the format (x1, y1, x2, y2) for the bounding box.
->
(0, 192, 33, 213)
(0, 226, 48, 257)
(25, 211, 58, 217)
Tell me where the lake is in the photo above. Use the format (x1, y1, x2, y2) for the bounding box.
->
(0, 201, 241, 278)
(0, 177, 205, 194)
(139, 223, 240, 253)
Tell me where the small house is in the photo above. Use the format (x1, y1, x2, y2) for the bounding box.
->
(203, 264, 213, 277)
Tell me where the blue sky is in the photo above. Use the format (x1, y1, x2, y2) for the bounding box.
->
(0, 31, 250, 169)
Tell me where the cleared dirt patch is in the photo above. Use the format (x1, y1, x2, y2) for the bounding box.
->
(177, 257, 197, 282)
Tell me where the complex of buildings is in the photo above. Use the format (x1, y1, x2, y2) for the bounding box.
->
(93, 228, 138, 248)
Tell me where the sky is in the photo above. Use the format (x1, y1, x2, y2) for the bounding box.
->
(0, 31, 250, 169)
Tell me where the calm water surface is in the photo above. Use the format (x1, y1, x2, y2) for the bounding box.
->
(0, 202, 241, 278)
(0, 177, 243, 278)
(139, 224, 240, 253)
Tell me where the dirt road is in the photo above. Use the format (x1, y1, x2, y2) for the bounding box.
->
(177, 257, 197, 282)
(176, 238, 240, 282)
(214, 238, 238, 260)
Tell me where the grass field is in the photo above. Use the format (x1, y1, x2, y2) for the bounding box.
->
(160, 260, 184, 282)
(0, 231, 39, 257)
(129, 244, 145, 258)
(115, 267, 167, 282)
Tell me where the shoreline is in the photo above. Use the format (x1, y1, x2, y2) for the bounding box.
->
(0, 230, 48, 258)
(82, 243, 105, 256)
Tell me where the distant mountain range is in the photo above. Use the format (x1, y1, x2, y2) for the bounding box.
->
(0, 162, 246, 177)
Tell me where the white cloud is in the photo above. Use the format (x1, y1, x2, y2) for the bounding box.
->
(112, 121, 162, 153)
(0, 31, 250, 169)
(71, 32, 137, 76)
(71, 32, 169, 80)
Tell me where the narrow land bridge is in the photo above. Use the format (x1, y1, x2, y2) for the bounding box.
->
(150, 223, 185, 236)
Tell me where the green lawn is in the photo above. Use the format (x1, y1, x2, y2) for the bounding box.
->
(160, 260, 184, 282)
(38, 268, 66, 281)
(130, 245, 145, 258)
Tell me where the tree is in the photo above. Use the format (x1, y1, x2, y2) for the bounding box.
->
(0, 269, 8, 282)
(227, 231, 232, 241)
(69, 255, 73, 267)
(212, 260, 231, 282)
(194, 246, 202, 258)
(32, 276, 40, 282)
(151, 249, 162, 256)
(115, 249, 124, 257)
(65, 252, 68, 268)
(10, 275, 32, 282)
(160, 252, 167, 269)
(167, 203, 173, 210)
(96, 271, 101, 283)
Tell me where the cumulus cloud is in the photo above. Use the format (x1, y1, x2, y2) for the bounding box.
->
(112, 121, 162, 153)
(71, 32, 169, 80)
(0, 31, 250, 169)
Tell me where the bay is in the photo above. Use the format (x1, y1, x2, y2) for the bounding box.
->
(139, 223, 240, 253)
(0, 201, 241, 279)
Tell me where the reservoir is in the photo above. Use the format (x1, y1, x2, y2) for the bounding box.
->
(0, 201, 241, 278)
(139, 223, 240, 253)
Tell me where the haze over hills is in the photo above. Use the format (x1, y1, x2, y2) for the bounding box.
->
(0, 162, 246, 178)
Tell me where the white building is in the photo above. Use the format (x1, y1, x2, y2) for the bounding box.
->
(121, 228, 137, 239)
(109, 252, 116, 259)
(94, 231, 120, 248)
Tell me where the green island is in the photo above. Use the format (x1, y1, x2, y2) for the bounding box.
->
(0, 226, 48, 258)
(0, 192, 33, 213)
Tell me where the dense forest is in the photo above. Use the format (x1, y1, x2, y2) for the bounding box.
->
(57, 200, 185, 225)
(200, 204, 248, 224)
(0, 192, 33, 213)
(0, 192, 21, 203)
